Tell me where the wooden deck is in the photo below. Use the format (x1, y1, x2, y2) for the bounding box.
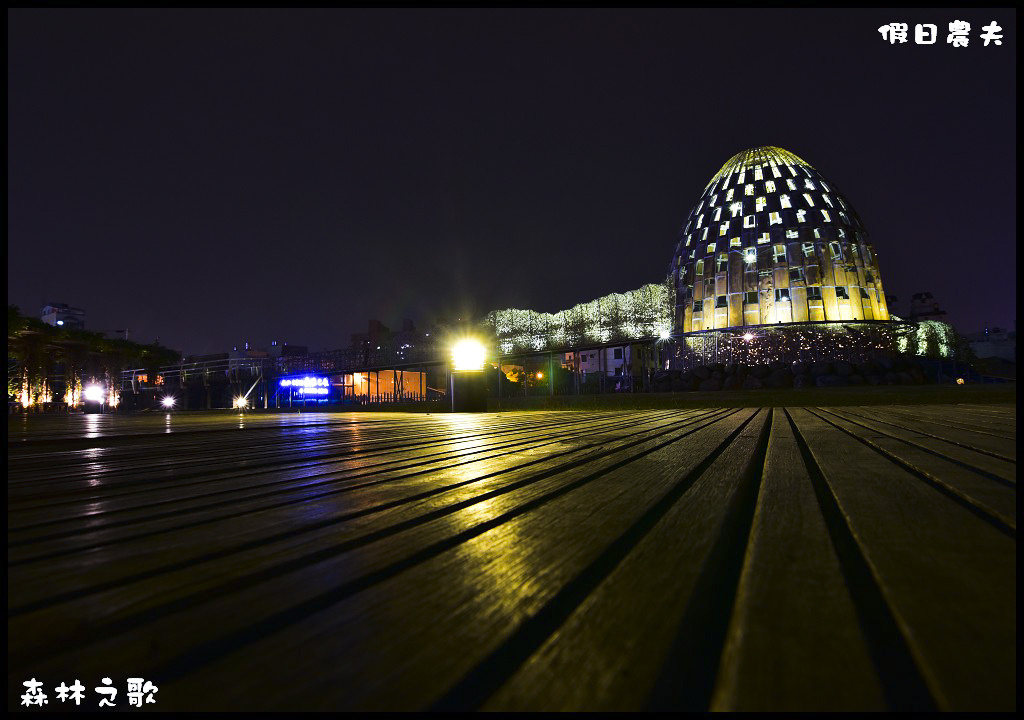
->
(7, 405, 1016, 711)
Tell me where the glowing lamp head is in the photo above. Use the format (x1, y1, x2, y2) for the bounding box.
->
(234, 396, 248, 409)
(161, 396, 176, 409)
(742, 333, 754, 342)
(83, 384, 105, 403)
(536, 372, 543, 380)
(451, 338, 486, 372)
(956, 377, 965, 385)
(659, 329, 671, 340)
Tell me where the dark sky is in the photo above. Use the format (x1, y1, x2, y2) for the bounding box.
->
(8, 8, 1016, 354)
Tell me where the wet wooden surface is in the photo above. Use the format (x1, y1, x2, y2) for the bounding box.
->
(7, 405, 1016, 711)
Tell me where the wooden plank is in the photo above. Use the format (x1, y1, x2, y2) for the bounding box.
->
(9, 409, 747, 709)
(788, 408, 1015, 711)
(473, 409, 772, 711)
(816, 408, 1015, 529)
(709, 409, 886, 711)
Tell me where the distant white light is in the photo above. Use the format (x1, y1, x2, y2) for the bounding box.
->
(161, 396, 176, 408)
(451, 338, 486, 372)
(234, 396, 248, 409)
(56, 320, 64, 326)
(84, 384, 105, 403)
(659, 329, 671, 340)
(743, 333, 754, 342)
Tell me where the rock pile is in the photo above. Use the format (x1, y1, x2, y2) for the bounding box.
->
(651, 356, 928, 392)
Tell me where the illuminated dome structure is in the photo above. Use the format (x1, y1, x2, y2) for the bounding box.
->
(670, 146, 890, 333)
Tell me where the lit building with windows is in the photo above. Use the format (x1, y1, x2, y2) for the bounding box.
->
(670, 146, 890, 333)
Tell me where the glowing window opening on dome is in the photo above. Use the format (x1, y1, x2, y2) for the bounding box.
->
(719, 223, 729, 236)
(744, 248, 757, 263)
(822, 194, 833, 207)
(773, 166, 781, 178)
(744, 184, 754, 196)
(729, 202, 742, 217)
(695, 260, 704, 276)
(754, 167, 763, 180)
(821, 210, 831, 222)
(713, 208, 722, 221)
(837, 228, 846, 238)
(726, 188, 735, 201)
(796, 209, 807, 223)
(804, 179, 816, 190)
(840, 212, 850, 224)
(758, 232, 771, 244)
(787, 229, 800, 239)
(814, 229, 822, 239)
(765, 180, 776, 193)
(706, 243, 716, 254)
(770, 212, 782, 225)
(710, 194, 718, 206)
(787, 179, 797, 190)
(780, 194, 792, 209)
(775, 289, 791, 302)
(702, 228, 708, 241)
(802, 242, 815, 257)
(803, 193, 815, 207)
(829, 242, 841, 260)
(820, 182, 830, 192)
(716, 254, 728, 272)
(685, 234, 692, 247)
(696, 214, 704, 228)
(788, 166, 798, 177)
(730, 237, 742, 247)
(744, 215, 756, 229)
(773, 245, 787, 264)
(755, 196, 766, 212)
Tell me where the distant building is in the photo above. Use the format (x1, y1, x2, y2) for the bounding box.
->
(908, 292, 947, 321)
(964, 327, 1016, 363)
(41, 302, 85, 330)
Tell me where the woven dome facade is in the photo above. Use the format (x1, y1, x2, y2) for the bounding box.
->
(670, 146, 890, 333)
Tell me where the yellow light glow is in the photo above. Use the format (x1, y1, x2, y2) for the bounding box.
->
(956, 378, 965, 385)
(234, 396, 248, 409)
(452, 338, 486, 372)
(536, 372, 543, 380)
(84, 384, 105, 403)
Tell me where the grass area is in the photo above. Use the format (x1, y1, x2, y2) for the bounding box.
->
(488, 383, 1016, 411)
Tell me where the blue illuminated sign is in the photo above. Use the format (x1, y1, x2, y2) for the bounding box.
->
(280, 376, 330, 395)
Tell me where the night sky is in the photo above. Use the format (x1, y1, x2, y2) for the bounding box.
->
(8, 9, 1016, 355)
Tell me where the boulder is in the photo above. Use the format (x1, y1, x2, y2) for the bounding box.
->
(699, 378, 722, 392)
(793, 374, 814, 389)
(764, 370, 793, 389)
(751, 364, 771, 379)
(811, 361, 833, 376)
(722, 375, 743, 391)
(742, 375, 763, 390)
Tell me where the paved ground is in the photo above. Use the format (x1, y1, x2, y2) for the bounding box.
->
(7, 405, 1016, 711)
